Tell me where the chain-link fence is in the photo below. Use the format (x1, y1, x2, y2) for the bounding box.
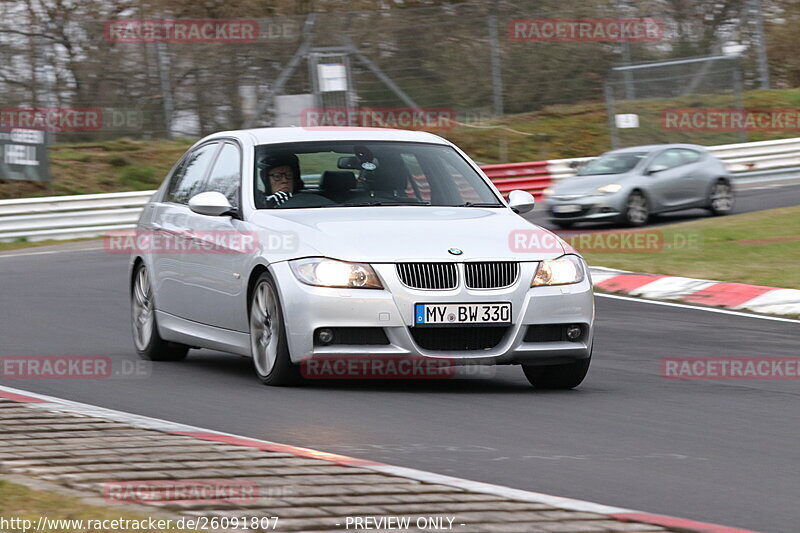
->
(605, 55, 746, 148)
(0, 0, 772, 143)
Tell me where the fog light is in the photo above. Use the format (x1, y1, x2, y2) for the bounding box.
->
(566, 325, 582, 341)
(317, 328, 334, 345)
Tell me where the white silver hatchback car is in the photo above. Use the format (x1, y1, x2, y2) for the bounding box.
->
(129, 127, 594, 388)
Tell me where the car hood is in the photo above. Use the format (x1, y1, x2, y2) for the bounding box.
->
(551, 172, 637, 195)
(248, 206, 569, 263)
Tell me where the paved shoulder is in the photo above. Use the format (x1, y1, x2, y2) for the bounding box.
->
(0, 387, 741, 533)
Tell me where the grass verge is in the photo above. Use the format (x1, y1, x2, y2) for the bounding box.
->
(0, 478, 188, 533)
(576, 206, 800, 289)
(3, 88, 800, 200)
(0, 138, 192, 200)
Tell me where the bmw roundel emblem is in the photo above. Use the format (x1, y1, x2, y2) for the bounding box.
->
(448, 248, 463, 256)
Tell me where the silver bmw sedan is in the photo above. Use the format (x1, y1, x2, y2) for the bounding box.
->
(129, 128, 594, 388)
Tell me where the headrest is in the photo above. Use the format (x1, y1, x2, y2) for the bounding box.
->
(320, 170, 357, 193)
(366, 164, 408, 192)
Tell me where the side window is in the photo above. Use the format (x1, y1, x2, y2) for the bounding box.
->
(679, 149, 702, 164)
(160, 157, 187, 202)
(205, 143, 241, 207)
(166, 143, 219, 204)
(650, 149, 683, 171)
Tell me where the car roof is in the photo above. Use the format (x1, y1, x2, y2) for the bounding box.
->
(609, 143, 708, 154)
(198, 127, 453, 147)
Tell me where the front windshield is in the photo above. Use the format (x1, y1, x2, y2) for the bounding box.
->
(253, 141, 503, 209)
(577, 152, 647, 176)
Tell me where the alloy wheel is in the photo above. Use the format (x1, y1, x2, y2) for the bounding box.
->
(132, 267, 154, 351)
(250, 280, 281, 377)
(626, 193, 648, 225)
(711, 182, 733, 212)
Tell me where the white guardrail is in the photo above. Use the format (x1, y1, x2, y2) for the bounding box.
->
(1, 137, 800, 243)
(0, 191, 152, 242)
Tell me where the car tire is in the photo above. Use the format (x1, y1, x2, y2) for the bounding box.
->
(552, 221, 574, 229)
(707, 179, 734, 216)
(249, 272, 300, 386)
(622, 191, 649, 227)
(131, 262, 189, 362)
(522, 355, 591, 390)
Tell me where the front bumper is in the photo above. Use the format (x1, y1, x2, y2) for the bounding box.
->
(544, 193, 626, 223)
(272, 261, 594, 366)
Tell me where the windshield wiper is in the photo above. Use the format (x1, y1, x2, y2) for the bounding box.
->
(329, 201, 432, 207)
(453, 202, 503, 207)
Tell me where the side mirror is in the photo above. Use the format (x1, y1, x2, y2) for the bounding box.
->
(507, 190, 535, 214)
(188, 191, 234, 217)
(646, 164, 668, 175)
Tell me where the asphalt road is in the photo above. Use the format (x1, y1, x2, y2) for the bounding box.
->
(525, 181, 800, 230)
(0, 244, 798, 533)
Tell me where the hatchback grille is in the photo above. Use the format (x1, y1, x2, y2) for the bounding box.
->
(551, 194, 587, 201)
(396, 263, 458, 290)
(410, 326, 508, 351)
(464, 262, 519, 289)
(551, 206, 591, 218)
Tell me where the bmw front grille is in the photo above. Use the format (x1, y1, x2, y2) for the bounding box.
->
(464, 261, 519, 289)
(395, 262, 519, 290)
(396, 263, 458, 290)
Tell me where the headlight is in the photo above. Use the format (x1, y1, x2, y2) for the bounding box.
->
(597, 183, 622, 194)
(290, 258, 383, 289)
(531, 255, 585, 286)
(542, 187, 554, 196)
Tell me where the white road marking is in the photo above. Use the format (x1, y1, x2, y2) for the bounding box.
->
(0, 245, 105, 258)
(588, 266, 626, 273)
(365, 463, 631, 514)
(595, 292, 800, 324)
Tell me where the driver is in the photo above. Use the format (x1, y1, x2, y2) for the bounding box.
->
(258, 153, 304, 207)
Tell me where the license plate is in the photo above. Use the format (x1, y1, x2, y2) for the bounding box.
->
(552, 204, 582, 214)
(414, 303, 511, 326)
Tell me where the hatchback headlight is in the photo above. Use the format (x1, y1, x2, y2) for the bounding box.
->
(597, 183, 622, 194)
(290, 258, 383, 289)
(531, 255, 585, 286)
